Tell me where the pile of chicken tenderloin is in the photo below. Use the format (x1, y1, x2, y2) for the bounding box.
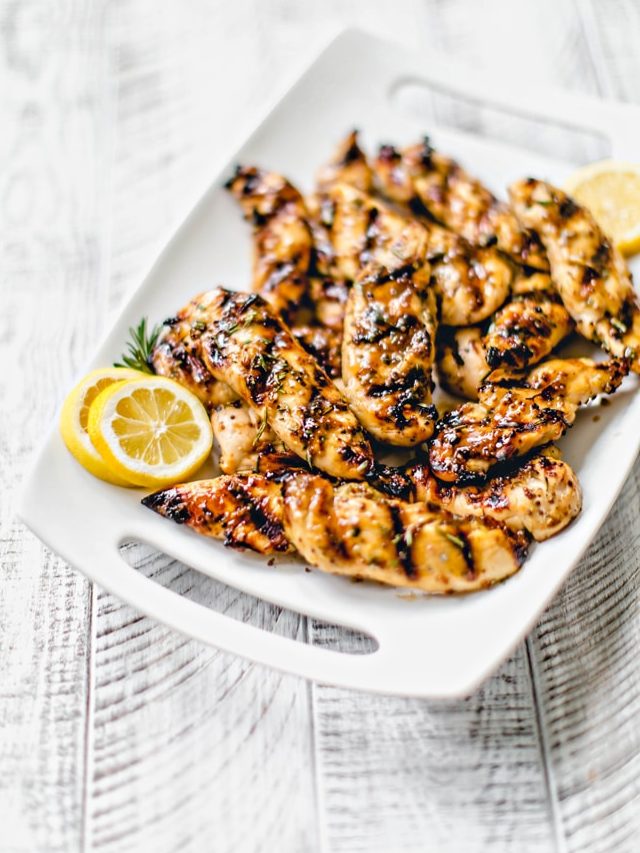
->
(142, 131, 639, 594)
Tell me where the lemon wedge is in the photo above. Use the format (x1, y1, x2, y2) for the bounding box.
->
(87, 376, 213, 488)
(60, 367, 142, 485)
(564, 160, 640, 255)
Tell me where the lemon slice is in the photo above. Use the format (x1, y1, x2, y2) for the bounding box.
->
(564, 160, 640, 255)
(60, 367, 142, 485)
(88, 376, 213, 488)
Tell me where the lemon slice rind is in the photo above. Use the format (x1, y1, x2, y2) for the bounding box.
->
(59, 367, 143, 485)
(87, 376, 213, 488)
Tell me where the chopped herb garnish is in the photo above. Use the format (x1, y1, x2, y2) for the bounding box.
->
(226, 310, 257, 335)
(271, 363, 288, 394)
(253, 351, 275, 371)
(390, 244, 410, 260)
(114, 317, 161, 374)
(393, 530, 413, 548)
(445, 532, 464, 549)
(252, 410, 268, 447)
(532, 199, 553, 207)
(611, 317, 627, 334)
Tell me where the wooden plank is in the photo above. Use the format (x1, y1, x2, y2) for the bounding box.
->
(5, 1, 640, 851)
(578, 0, 640, 102)
(88, 3, 443, 852)
(310, 626, 556, 852)
(91, 3, 325, 850)
(0, 0, 112, 849)
(524, 4, 640, 850)
(309, 3, 640, 851)
(528, 470, 640, 853)
(409, 0, 606, 163)
(90, 545, 318, 852)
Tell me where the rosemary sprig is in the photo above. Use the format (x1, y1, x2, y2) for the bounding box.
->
(114, 317, 161, 374)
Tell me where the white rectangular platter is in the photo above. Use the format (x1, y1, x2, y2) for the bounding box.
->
(19, 29, 640, 698)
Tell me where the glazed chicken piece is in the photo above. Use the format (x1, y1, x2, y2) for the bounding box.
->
(310, 129, 373, 275)
(318, 182, 512, 326)
(316, 129, 374, 193)
(151, 310, 237, 410)
(374, 139, 549, 270)
(511, 267, 557, 296)
(509, 178, 640, 372)
(484, 287, 574, 370)
(282, 472, 527, 593)
(409, 446, 582, 541)
(429, 356, 628, 483)
(211, 400, 301, 474)
(437, 283, 574, 400)
(437, 325, 489, 400)
(426, 223, 515, 326)
(291, 324, 342, 378)
(193, 287, 375, 480)
(143, 470, 527, 592)
(226, 166, 313, 319)
(142, 474, 293, 554)
(316, 182, 431, 283)
(436, 268, 573, 400)
(308, 276, 350, 329)
(342, 262, 438, 445)
(312, 133, 514, 326)
(304, 131, 373, 329)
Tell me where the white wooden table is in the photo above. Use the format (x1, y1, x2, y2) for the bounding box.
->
(3, 2, 640, 850)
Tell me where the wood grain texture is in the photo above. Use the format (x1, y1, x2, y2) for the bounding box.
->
(526, 4, 640, 849)
(400, 0, 608, 165)
(90, 546, 317, 853)
(90, 4, 440, 852)
(0, 0, 111, 850)
(530, 469, 640, 853)
(311, 3, 640, 851)
(3, 1, 640, 852)
(310, 628, 556, 853)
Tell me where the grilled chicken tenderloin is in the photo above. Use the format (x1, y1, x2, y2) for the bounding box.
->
(142, 474, 293, 555)
(429, 356, 628, 483)
(509, 177, 640, 372)
(409, 446, 582, 541)
(374, 139, 549, 271)
(226, 166, 313, 319)
(143, 471, 528, 593)
(342, 261, 438, 445)
(198, 288, 376, 480)
(282, 472, 527, 593)
(437, 274, 574, 400)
